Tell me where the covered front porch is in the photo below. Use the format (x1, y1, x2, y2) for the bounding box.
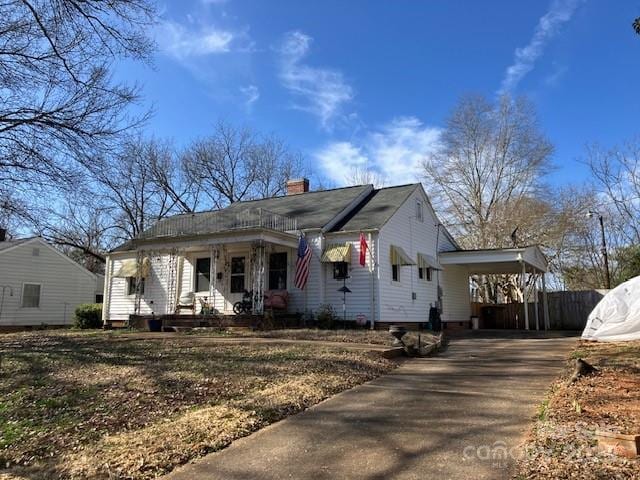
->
(103, 212, 303, 325)
(440, 246, 551, 330)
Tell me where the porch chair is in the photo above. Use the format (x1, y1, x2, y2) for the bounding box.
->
(264, 290, 289, 310)
(175, 292, 196, 315)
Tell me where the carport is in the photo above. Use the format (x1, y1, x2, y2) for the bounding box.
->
(439, 246, 550, 330)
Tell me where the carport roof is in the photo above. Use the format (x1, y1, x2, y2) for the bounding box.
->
(439, 245, 548, 273)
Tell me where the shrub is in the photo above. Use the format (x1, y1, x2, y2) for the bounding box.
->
(316, 304, 338, 329)
(74, 303, 103, 329)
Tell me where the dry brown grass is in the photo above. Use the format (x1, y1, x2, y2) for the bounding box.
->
(515, 340, 640, 479)
(196, 327, 435, 347)
(0, 330, 395, 479)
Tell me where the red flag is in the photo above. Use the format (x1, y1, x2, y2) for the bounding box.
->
(359, 232, 368, 267)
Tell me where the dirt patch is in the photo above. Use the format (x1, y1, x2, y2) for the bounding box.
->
(0, 330, 396, 479)
(515, 340, 640, 479)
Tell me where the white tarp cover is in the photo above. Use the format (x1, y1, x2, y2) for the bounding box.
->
(582, 275, 640, 342)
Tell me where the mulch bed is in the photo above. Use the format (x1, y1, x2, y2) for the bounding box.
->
(514, 340, 640, 479)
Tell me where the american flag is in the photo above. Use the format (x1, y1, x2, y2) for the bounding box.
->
(294, 234, 312, 289)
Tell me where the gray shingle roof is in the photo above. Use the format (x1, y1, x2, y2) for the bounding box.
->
(224, 184, 371, 229)
(0, 237, 36, 252)
(330, 184, 418, 232)
(111, 184, 423, 252)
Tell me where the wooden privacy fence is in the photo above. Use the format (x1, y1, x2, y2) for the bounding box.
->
(471, 290, 606, 331)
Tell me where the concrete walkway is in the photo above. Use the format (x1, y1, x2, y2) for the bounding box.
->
(165, 334, 577, 480)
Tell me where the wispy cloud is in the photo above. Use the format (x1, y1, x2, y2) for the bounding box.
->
(499, 0, 580, 93)
(278, 31, 354, 130)
(158, 20, 237, 59)
(240, 84, 260, 108)
(315, 117, 441, 186)
(544, 63, 568, 87)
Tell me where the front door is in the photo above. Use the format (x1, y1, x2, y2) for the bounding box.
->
(227, 255, 247, 311)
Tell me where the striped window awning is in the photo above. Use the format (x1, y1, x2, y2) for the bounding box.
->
(390, 245, 415, 266)
(417, 253, 442, 270)
(114, 257, 151, 278)
(321, 243, 352, 263)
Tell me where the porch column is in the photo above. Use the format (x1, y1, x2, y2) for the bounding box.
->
(209, 246, 218, 313)
(534, 271, 540, 331)
(542, 273, 550, 330)
(169, 251, 184, 314)
(251, 242, 265, 315)
(522, 261, 529, 330)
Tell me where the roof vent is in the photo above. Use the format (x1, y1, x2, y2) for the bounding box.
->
(286, 178, 309, 195)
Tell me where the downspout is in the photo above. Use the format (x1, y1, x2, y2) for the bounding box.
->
(369, 232, 375, 330)
(435, 223, 442, 312)
(374, 234, 381, 328)
(319, 233, 326, 307)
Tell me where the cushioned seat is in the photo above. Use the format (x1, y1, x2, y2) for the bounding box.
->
(264, 290, 288, 310)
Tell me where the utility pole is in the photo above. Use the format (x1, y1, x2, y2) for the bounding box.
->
(587, 211, 611, 290)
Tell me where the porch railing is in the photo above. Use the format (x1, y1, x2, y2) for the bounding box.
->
(138, 207, 298, 240)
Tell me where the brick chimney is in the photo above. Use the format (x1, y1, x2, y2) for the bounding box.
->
(0, 228, 6, 242)
(286, 178, 310, 195)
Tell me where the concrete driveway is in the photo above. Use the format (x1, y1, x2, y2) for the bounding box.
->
(165, 334, 577, 480)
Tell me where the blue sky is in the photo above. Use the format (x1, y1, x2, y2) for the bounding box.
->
(117, 0, 640, 189)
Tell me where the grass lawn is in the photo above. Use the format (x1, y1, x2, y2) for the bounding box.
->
(190, 327, 436, 347)
(515, 340, 640, 479)
(0, 330, 395, 479)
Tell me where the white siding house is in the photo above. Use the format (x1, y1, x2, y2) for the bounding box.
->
(0, 237, 98, 328)
(102, 180, 548, 328)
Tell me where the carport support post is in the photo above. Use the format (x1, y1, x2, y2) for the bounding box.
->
(522, 261, 529, 330)
(542, 273, 550, 330)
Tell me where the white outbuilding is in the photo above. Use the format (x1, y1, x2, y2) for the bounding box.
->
(0, 236, 98, 329)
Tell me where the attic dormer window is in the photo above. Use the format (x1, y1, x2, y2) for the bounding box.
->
(416, 201, 424, 222)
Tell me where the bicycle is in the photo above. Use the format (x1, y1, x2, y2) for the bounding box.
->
(233, 290, 255, 314)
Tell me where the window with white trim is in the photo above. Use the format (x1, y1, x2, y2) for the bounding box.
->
(127, 277, 145, 295)
(418, 266, 432, 281)
(22, 283, 41, 308)
(230, 257, 246, 293)
(195, 257, 211, 292)
(416, 200, 424, 222)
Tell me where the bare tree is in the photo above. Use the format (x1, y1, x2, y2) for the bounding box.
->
(345, 166, 386, 187)
(0, 0, 155, 217)
(92, 138, 178, 241)
(33, 193, 114, 272)
(423, 94, 554, 302)
(585, 139, 640, 244)
(149, 141, 202, 214)
(183, 121, 305, 208)
(252, 136, 304, 198)
(423, 94, 554, 249)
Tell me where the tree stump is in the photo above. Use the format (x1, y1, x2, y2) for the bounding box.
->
(569, 358, 598, 384)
